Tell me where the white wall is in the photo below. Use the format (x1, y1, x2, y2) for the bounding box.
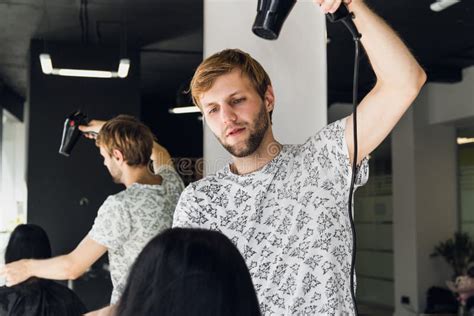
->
(392, 107, 420, 315)
(429, 66, 474, 125)
(203, 0, 327, 174)
(0, 109, 28, 231)
(392, 87, 458, 316)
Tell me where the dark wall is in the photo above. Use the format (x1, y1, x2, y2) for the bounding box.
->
(142, 92, 203, 159)
(27, 40, 140, 308)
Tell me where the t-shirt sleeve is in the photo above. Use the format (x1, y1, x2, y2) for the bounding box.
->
(88, 195, 131, 249)
(305, 117, 369, 190)
(172, 184, 205, 228)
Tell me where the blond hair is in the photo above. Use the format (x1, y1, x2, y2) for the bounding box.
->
(96, 115, 154, 167)
(190, 49, 272, 108)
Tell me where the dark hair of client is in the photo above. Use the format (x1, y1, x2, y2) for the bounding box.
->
(5, 224, 52, 263)
(116, 228, 261, 316)
(1, 224, 87, 316)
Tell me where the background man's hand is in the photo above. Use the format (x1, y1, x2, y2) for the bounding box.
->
(0, 260, 31, 287)
(78, 119, 106, 139)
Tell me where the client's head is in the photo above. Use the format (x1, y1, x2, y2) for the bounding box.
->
(5, 224, 52, 264)
(116, 228, 261, 316)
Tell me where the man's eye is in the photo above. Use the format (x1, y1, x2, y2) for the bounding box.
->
(232, 98, 245, 105)
(208, 108, 217, 114)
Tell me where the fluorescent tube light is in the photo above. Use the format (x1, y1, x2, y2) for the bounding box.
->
(54, 69, 113, 78)
(457, 137, 474, 145)
(39, 54, 130, 79)
(169, 106, 201, 114)
(430, 0, 460, 12)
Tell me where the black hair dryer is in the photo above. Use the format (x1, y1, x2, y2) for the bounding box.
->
(252, 0, 296, 40)
(252, 0, 360, 40)
(59, 111, 89, 157)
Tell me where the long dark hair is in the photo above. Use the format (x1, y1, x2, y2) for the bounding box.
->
(116, 228, 261, 316)
(5, 224, 52, 263)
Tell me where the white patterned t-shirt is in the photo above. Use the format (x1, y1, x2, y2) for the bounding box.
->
(173, 118, 369, 315)
(89, 166, 184, 304)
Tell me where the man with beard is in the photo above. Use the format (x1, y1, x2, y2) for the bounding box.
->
(1, 115, 184, 309)
(172, 0, 426, 314)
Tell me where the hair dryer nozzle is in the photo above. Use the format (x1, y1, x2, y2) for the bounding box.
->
(252, 0, 296, 40)
(58, 110, 89, 157)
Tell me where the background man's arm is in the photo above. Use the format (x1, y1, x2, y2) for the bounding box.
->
(151, 141, 174, 171)
(84, 304, 116, 316)
(0, 236, 106, 286)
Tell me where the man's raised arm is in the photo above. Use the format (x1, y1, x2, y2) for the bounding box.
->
(319, 0, 427, 164)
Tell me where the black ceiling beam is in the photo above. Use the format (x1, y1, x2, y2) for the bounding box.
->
(433, 45, 474, 70)
(425, 66, 463, 83)
(328, 83, 374, 107)
(0, 82, 24, 122)
(442, 55, 474, 69)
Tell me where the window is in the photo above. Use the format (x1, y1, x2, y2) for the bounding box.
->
(0, 109, 27, 233)
(355, 137, 394, 311)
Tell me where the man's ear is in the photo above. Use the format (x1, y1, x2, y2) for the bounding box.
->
(112, 149, 124, 163)
(264, 85, 275, 112)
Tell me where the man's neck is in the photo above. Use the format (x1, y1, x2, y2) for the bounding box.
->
(122, 165, 162, 188)
(230, 138, 282, 175)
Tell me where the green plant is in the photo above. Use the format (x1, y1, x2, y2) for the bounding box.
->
(431, 232, 474, 277)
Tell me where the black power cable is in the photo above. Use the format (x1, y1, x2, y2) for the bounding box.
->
(327, 8, 362, 315)
(84, 0, 89, 43)
(79, 0, 89, 44)
(79, 1, 84, 43)
(348, 38, 361, 315)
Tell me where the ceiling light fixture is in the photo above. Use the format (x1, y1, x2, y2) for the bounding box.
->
(169, 82, 200, 115)
(39, 54, 130, 79)
(168, 106, 200, 114)
(430, 0, 461, 12)
(457, 137, 474, 145)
